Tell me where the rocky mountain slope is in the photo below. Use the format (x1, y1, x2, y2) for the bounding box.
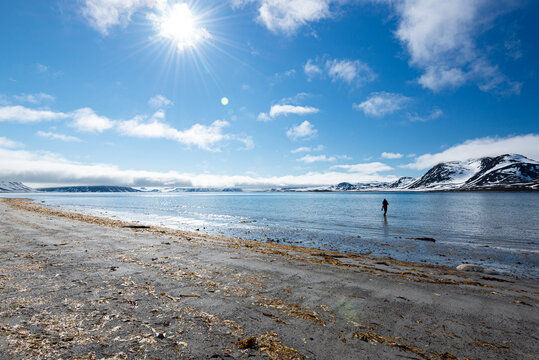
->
(0, 181, 34, 193)
(406, 154, 538, 191)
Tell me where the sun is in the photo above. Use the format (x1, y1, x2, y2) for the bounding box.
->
(151, 2, 211, 52)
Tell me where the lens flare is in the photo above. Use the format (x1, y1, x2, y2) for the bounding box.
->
(221, 97, 229, 106)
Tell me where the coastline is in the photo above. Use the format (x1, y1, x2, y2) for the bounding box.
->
(1, 197, 538, 359)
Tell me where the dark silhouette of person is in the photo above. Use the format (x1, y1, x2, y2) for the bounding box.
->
(382, 199, 389, 216)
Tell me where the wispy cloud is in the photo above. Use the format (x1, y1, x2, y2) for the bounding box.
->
(13, 93, 55, 104)
(305, 57, 376, 86)
(0, 106, 68, 123)
(353, 92, 410, 117)
(332, 162, 393, 174)
(35, 63, 63, 77)
(81, 0, 149, 35)
(291, 145, 324, 153)
(37, 131, 83, 143)
(148, 94, 173, 108)
(390, 0, 521, 94)
(297, 154, 336, 163)
(304, 59, 323, 78)
(403, 134, 539, 170)
(36, 63, 48, 73)
(287, 120, 317, 140)
(381, 152, 403, 159)
(258, 104, 319, 122)
(0, 137, 24, 149)
(407, 108, 443, 122)
(326, 59, 376, 85)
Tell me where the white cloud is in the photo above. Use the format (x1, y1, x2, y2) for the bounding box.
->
(291, 145, 324, 153)
(353, 92, 410, 117)
(0, 137, 24, 149)
(70, 107, 115, 133)
(325, 59, 376, 85)
(284, 69, 296, 77)
(417, 67, 467, 91)
(233, 0, 335, 35)
(117, 114, 238, 151)
(148, 94, 172, 108)
(0, 147, 397, 187)
(1, 103, 246, 152)
(270, 104, 319, 117)
(297, 154, 336, 163)
(81, 0, 150, 35)
(304, 59, 323, 78)
(287, 120, 317, 140)
(332, 162, 393, 174)
(381, 152, 403, 159)
(0, 106, 69, 123)
(408, 108, 443, 122)
(13, 93, 55, 104)
(258, 104, 319, 122)
(403, 134, 539, 170)
(392, 0, 521, 93)
(257, 112, 271, 122)
(304, 57, 376, 86)
(37, 131, 83, 143)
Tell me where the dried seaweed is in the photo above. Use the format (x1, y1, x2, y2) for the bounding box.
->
(352, 331, 429, 359)
(256, 296, 327, 326)
(235, 331, 306, 360)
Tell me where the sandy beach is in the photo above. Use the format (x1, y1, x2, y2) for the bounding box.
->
(0, 198, 537, 359)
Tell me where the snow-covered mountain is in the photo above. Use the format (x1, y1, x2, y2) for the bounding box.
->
(387, 177, 415, 189)
(272, 154, 538, 192)
(0, 181, 34, 193)
(405, 154, 539, 191)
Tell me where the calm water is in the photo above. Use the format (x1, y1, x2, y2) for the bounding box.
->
(7, 192, 539, 277)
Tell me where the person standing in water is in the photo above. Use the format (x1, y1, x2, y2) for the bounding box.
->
(381, 198, 389, 216)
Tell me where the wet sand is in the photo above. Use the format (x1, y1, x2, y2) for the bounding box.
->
(0, 198, 538, 359)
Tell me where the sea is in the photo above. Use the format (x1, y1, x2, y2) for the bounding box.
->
(6, 192, 539, 278)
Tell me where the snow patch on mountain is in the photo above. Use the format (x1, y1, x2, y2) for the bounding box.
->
(0, 181, 34, 193)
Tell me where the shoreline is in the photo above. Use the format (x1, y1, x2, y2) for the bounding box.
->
(4, 196, 536, 279)
(1, 197, 538, 359)
(0, 198, 504, 283)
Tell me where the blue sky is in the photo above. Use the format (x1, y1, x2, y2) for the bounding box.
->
(0, 0, 538, 188)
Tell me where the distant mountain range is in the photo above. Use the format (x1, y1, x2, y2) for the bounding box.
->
(274, 154, 539, 192)
(136, 187, 243, 192)
(1, 154, 537, 193)
(37, 186, 140, 193)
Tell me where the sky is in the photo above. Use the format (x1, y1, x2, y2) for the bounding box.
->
(0, 0, 538, 188)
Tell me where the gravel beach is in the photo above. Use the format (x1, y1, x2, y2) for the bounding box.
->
(0, 198, 537, 359)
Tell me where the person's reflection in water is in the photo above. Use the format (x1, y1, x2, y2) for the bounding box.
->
(382, 215, 389, 238)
